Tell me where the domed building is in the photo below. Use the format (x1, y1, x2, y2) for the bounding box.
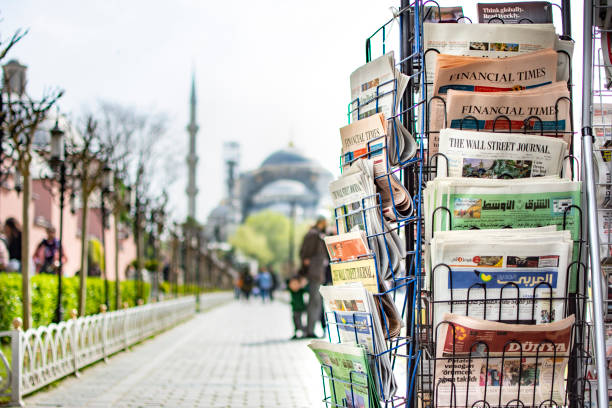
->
(237, 146, 333, 220)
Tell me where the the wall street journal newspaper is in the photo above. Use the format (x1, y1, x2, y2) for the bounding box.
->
(437, 129, 567, 179)
(434, 313, 574, 408)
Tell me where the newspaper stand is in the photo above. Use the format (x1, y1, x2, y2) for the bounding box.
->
(317, 1, 608, 408)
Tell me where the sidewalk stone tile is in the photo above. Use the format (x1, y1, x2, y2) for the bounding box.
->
(25, 299, 322, 408)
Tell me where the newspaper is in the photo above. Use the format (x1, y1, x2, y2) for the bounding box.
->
(350, 52, 417, 164)
(324, 231, 370, 262)
(330, 160, 406, 280)
(424, 177, 582, 290)
(320, 283, 398, 399)
(423, 23, 573, 85)
(340, 114, 412, 219)
(429, 81, 571, 154)
(437, 129, 567, 179)
(430, 228, 572, 330)
(424, 6, 464, 23)
(308, 340, 381, 408)
(477, 2, 553, 24)
(593, 103, 612, 208)
(434, 313, 574, 408)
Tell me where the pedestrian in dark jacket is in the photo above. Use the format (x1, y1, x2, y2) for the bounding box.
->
(287, 275, 308, 339)
(299, 216, 329, 338)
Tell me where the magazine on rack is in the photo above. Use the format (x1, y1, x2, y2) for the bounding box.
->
(423, 23, 573, 86)
(308, 340, 381, 408)
(350, 52, 417, 164)
(320, 283, 398, 399)
(437, 129, 567, 179)
(340, 114, 412, 220)
(429, 81, 571, 153)
(477, 2, 553, 24)
(329, 159, 406, 280)
(429, 228, 573, 330)
(434, 313, 574, 408)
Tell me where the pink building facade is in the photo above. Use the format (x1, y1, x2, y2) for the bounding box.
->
(0, 177, 136, 280)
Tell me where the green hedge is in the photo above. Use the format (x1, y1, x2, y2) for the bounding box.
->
(0, 273, 154, 331)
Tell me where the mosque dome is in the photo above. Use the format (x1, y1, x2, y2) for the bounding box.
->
(260, 147, 312, 167)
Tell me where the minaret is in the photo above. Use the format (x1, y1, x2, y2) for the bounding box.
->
(186, 73, 199, 220)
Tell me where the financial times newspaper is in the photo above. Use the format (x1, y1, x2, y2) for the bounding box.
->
(430, 229, 572, 329)
(430, 82, 571, 154)
(434, 313, 574, 408)
(423, 23, 573, 85)
(437, 129, 567, 179)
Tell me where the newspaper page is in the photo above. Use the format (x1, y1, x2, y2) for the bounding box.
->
(308, 341, 381, 408)
(437, 129, 567, 178)
(324, 231, 370, 262)
(429, 82, 571, 154)
(430, 229, 572, 329)
(434, 313, 574, 408)
(424, 177, 582, 290)
(340, 114, 412, 219)
(593, 103, 612, 208)
(423, 23, 571, 85)
(424, 6, 464, 23)
(477, 2, 553, 24)
(350, 52, 417, 164)
(331, 257, 379, 293)
(319, 284, 397, 399)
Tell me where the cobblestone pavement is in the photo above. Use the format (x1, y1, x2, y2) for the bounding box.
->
(26, 298, 323, 408)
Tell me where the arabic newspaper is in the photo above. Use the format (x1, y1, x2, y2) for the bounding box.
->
(434, 313, 574, 408)
(437, 129, 567, 179)
(429, 81, 571, 154)
(430, 228, 572, 329)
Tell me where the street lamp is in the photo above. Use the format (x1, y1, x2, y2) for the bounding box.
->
(49, 118, 65, 323)
(100, 164, 113, 308)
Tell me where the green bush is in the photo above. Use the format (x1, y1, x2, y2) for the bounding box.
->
(0, 273, 153, 331)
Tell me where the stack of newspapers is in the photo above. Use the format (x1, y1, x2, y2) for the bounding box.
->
(422, 10, 578, 408)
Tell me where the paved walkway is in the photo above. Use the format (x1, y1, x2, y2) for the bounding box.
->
(26, 298, 323, 408)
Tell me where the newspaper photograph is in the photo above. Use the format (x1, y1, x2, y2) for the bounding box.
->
(434, 313, 574, 408)
(308, 341, 381, 408)
(430, 229, 572, 329)
(324, 231, 370, 262)
(423, 23, 572, 85)
(429, 81, 571, 154)
(437, 129, 567, 179)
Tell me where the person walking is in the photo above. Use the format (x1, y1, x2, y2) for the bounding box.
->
(33, 226, 66, 274)
(256, 267, 273, 303)
(241, 270, 254, 301)
(299, 216, 329, 338)
(4, 218, 22, 272)
(287, 274, 307, 339)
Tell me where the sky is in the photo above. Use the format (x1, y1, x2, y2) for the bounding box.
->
(0, 1, 584, 223)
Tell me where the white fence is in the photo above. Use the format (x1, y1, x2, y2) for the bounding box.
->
(0, 293, 230, 406)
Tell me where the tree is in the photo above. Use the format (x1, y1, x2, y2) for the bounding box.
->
(66, 116, 112, 316)
(229, 211, 309, 274)
(1, 29, 63, 329)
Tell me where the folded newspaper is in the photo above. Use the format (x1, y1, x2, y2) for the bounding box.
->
(437, 128, 567, 179)
(429, 81, 571, 154)
(330, 159, 406, 280)
(429, 228, 573, 330)
(350, 52, 417, 164)
(308, 340, 381, 408)
(340, 114, 412, 220)
(320, 283, 398, 399)
(434, 313, 574, 408)
(424, 23, 573, 85)
(324, 231, 370, 262)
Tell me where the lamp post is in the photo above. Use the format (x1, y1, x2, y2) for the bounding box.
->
(100, 165, 113, 309)
(49, 118, 65, 323)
